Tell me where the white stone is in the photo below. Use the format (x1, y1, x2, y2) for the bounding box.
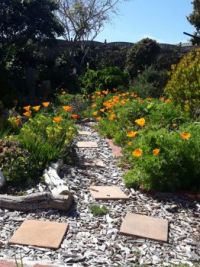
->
(0, 170, 5, 188)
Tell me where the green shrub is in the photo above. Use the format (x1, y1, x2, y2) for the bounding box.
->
(0, 139, 40, 186)
(18, 113, 76, 166)
(90, 204, 109, 216)
(80, 67, 129, 94)
(124, 124, 200, 192)
(165, 47, 200, 117)
(126, 38, 160, 78)
(132, 66, 168, 98)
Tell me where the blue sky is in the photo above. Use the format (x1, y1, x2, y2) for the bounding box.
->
(96, 0, 195, 44)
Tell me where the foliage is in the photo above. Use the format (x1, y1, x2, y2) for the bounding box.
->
(18, 112, 76, 166)
(0, 139, 40, 186)
(124, 124, 200, 192)
(90, 90, 199, 192)
(131, 66, 168, 98)
(90, 204, 109, 216)
(126, 38, 161, 78)
(80, 67, 129, 94)
(165, 47, 200, 117)
(187, 0, 200, 44)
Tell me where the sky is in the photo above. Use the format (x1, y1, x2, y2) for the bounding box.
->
(96, 0, 195, 44)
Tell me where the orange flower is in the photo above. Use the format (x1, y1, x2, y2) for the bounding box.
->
(100, 108, 105, 113)
(180, 132, 191, 140)
(96, 116, 102, 121)
(32, 105, 41, 112)
(132, 148, 143, 158)
(71, 114, 80, 120)
(165, 99, 172, 103)
(15, 117, 22, 126)
(153, 148, 160, 156)
(135, 118, 145, 127)
(42, 102, 50, 107)
(127, 131, 137, 138)
(63, 105, 72, 112)
(23, 105, 31, 111)
(23, 111, 32, 117)
(53, 116, 62, 123)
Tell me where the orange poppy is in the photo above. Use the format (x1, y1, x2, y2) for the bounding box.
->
(71, 114, 80, 120)
(53, 116, 62, 123)
(32, 105, 41, 112)
(180, 132, 191, 140)
(42, 102, 50, 107)
(23, 105, 31, 111)
(23, 111, 32, 117)
(127, 131, 137, 138)
(63, 105, 72, 112)
(135, 118, 145, 127)
(132, 148, 143, 158)
(15, 117, 22, 126)
(153, 148, 160, 156)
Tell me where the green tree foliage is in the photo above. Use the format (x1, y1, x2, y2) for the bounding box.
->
(125, 38, 161, 78)
(187, 0, 200, 43)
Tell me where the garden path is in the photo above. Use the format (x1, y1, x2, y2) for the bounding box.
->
(0, 121, 199, 266)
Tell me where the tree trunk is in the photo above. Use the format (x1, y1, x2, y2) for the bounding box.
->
(0, 192, 73, 211)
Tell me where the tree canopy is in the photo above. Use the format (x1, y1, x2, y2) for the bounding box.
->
(187, 0, 200, 43)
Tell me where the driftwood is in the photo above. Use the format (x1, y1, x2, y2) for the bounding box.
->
(0, 192, 73, 211)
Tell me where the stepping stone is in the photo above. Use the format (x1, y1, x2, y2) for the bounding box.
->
(83, 159, 105, 168)
(76, 141, 98, 148)
(120, 213, 168, 242)
(78, 130, 92, 136)
(9, 220, 68, 249)
(89, 186, 129, 200)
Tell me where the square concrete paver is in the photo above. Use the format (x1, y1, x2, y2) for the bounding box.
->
(89, 186, 129, 200)
(76, 141, 98, 148)
(120, 213, 168, 242)
(78, 130, 92, 136)
(9, 220, 68, 249)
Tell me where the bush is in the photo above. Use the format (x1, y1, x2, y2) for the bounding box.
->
(124, 124, 200, 192)
(131, 66, 168, 98)
(126, 38, 161, 78)
(18, 112, 76, 165)
(80, 67, 129, 94)
(0, 140, 40, 186)
(165, 47, 200, 117)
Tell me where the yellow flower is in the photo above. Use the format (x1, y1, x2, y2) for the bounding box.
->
(23, 111, 32, 117)
(32, 105, 41, 112)
(180, 132, 191, 140)
(127, 141, 132, 146)
(100, 108, 105, 113)
(91, 103, 97, 108)
(63, 105, 72, 112)
(53, 116, 62, 123)
(109, 113, 117, 121)
(42, 102, 50, 107)
(92, 111, 98, 116)
(127, 131, 138, 138)
(153, 148, 160, 156)
(135, 118, 145, 127)
(23, 105, 31, 111)
(132, 148, 143, 158)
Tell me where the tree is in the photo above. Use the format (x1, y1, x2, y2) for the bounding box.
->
(187, 0, 200, 43)
(0, 0, 63, 44)
(57, 0, 121, 42)
(56, 0, 122, 71)
(125, 38, 161, 78)
(0, 0, 64, 104)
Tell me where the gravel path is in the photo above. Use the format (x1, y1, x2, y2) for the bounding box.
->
(0, 122, 199, 266)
